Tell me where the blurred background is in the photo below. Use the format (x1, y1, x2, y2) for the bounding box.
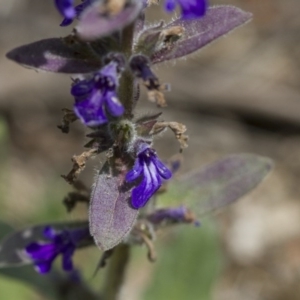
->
(1, 0, 300, 299)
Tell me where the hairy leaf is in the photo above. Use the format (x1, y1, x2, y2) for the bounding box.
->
(163, 154, 273, 216)
(6, 38, 103, 74)
(90, 161, 138, 251)
(0, 221, 89, 267)
(152, 5, 252, 64)
(76, 0, 143, 41)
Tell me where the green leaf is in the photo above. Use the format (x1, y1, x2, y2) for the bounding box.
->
(160, 154, 273, 217)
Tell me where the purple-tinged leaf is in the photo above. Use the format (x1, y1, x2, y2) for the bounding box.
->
(162, 154, 273, 217)
(90, 161, 138, 251)
(6, 38, 103, 74)
(76, 0, 143, 41)
(0, 221, 89, 268)
(151, 5, 252, 64)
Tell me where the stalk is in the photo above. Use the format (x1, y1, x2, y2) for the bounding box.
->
(101, 22, 135, 300)
(119, 23, 135, 118)
(102, 245, 131, 300)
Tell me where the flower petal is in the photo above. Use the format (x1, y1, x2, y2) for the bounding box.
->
(71, 78, 95, 97)
(74, 91, 108, 126)
(131, 162, 161, 208)
(35, 260, 53, 274)
(43, 226, 57, 240)
(62, 248, 75, 271)
(59, 0, 92, 27)
(55, 0, 76, 19)
(126, 158, 143, 182)
(164, 0, 207, 19)
(131, 176, 147, 209)
(100, 62, 118, 79)
(178, 0, 207, 19)
(105, 93, 124, 117)
(26, 243, 57, 261)
(152, 156, 172, 180)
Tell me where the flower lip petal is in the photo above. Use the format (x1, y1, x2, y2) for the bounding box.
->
(71, 79, 95, 97)
(62, 248, 75, 271)
(104, 92, 124, 117)
(131, 161, 162, 209)
(126, 159, 143, 182)
(131, 176, 148, 209)
(25, 242, 43, 255)
(74, 89, 109, 126)
(25, 243, 57, 261)
(43, 226, 57, 240)
(74, 104, 108, 127)
(35, 260, 53, 274)
(178, 0, 207, 19)
(152, 156, 172, 179)
(55, 0, 76, 19)
(58, 0, 93, 26)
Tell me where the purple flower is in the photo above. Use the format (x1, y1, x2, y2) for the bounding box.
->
(71, 61, 124, 127)
(55, 0, 76, 20)
(126, 143, 172, 209)
(164, 0, 207, 19)
(148, 206, 188, 223)
(25, 226, 89, 274)
(147, 206, 200, 226)
(130, 55, 160, 91)
(55, 0, 92, 27)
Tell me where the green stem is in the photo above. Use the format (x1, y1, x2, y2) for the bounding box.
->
(102, 245, 131, 300)
(101, 22, 135, 300)
(119, 23, 135, 118)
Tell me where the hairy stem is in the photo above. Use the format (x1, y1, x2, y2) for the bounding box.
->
(100, 23, 134, 300)
(120, 23, 135, 118)
(102, 245, 131, 300)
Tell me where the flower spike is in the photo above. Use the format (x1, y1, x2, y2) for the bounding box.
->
(126, 143, 172, 209)
(25, 226, 90, 274)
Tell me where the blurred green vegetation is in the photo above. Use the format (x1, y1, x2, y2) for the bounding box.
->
(143, 222, 221, 300)
(0, 117, 8, 214)
(0, 276, 37, 300)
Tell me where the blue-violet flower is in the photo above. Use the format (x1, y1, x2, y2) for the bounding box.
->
(55, 0, 92, 27)
(126, 143, 172, 209)
(25, 226, 89, 274)
(147, 205, 200, 226)
(71, 61, 124, 127)
(130, 55, 160, 92)
(164, 0, 207, 19)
